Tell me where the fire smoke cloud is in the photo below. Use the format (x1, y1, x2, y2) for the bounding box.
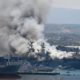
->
(0, 0, 50, 56)
(0, 0, 75, 59)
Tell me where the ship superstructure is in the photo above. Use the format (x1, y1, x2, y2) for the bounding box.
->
(0, 42, 80, 74)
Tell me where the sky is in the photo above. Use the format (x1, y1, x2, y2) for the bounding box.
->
(46, 0, 80, 24)
(52, 0, 80, 9)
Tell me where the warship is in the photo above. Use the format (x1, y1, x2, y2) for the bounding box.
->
(0, 42, 60, 75)
(0, 55, 25, 74)
(0, 42, 80, 75)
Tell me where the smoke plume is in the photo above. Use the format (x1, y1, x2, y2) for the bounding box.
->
(0, 0, 76, 60)
(0, 0, 50, 56)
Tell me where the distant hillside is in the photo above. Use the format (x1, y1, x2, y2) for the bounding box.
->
(44, 24, 80, 34)
(44, 24, 80, 46)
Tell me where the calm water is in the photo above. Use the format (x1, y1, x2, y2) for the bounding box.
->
(19, 75, 80, 80)
(0, 70, 80, 80)
(0, 75, 80, 80)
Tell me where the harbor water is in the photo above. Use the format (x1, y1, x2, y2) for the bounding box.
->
(0, 75, 80, 80)
(0, 70, 80, 80)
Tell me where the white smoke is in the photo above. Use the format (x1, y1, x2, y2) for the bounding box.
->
(48, 46, 73, 59)
(0, 0, 50, 56)
(0, 0, 76, 59)
(16, 19, 44, 41)
(32, 40, 74, 59)
(9, 34, 30, 54)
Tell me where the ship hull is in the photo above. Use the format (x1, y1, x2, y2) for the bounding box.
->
(0, 65, 20, 74)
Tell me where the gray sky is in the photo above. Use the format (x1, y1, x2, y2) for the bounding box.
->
(52, 0, 80, 9)
(46, 0, 80, 24)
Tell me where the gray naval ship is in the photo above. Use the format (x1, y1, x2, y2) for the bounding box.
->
(0, 55, 25, 74)
(1, 42, 79, 75)
(0, 42, 60, 75)
(17, 42, 59, 75)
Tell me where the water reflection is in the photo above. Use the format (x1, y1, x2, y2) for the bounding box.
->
(0, 75, 80, 80)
